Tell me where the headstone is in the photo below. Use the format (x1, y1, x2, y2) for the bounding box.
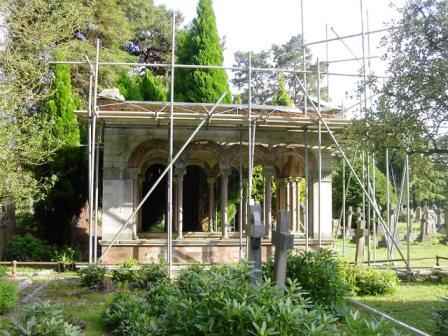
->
(332, 219, 340, 238)
(346, 206, 355, 239)
(354, 207, 368, 264)
(418, 211, 431, 242)
(272, 211, 294, 292)
(440, 207, 448, 244)
(427, 209, 437, 235)
(416, 207, 422, 222)
(247, 202, 265, 284)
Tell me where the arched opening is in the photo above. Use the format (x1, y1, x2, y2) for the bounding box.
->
(183, 165, 208, 231)
(141, 164, 167, 232)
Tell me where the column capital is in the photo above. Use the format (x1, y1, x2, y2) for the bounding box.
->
(263, 166, 275, 178)
(206, 177, 216, 185)
(220, 163, 232, 178)
(175, 165, 187, 179)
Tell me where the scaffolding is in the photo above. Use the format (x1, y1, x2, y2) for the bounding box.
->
(51, 0, 419, 276)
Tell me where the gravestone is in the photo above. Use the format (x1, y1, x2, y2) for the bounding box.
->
(247, 202, 265, 284)
(418, 211, 431, 242)
(354, 207, 368, 264)
(416, 207, 422, 222)
(346, 206, 355, 239)
(404, 212, 417, 243)
(272, 210, 294, 292)
(332, 219, 340, 238)
(427, 209, 437, 235)
(441, 207, 448, 244)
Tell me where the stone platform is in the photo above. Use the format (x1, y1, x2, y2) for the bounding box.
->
(100, 232, 332, 264)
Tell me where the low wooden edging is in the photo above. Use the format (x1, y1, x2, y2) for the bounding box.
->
(346, 298, 430, 336)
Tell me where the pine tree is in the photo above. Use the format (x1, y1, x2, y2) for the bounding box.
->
(43, 64, 81, 148)
(273, 73, 292, 106)
(141, 71, 168, 101)
(175, 0, 231, 103)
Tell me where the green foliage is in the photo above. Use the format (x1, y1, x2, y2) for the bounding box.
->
(341, 310, 404, 336)
(2, 234, 51, 261)
(264, 249, 350, 311)
(112, 261, 169, 290)
(2, 301, 83, 335)
(273, 73, 292, 107)
(434, 297, 448, 336)
(0, 266, 8, 279)
(175, 0, 232, 103)
(340, 264, 399, 296)
(332, 154, 396, 218)
(120, 258, 140, 268)
(80, 266, 107, 288)
(117, 70, 168, 101)
(0, 280, 18, 315)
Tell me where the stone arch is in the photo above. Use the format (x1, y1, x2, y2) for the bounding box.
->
(128, 139, 170, 168)
(271, 144, 317, 177)
(226, 143, 269, 170)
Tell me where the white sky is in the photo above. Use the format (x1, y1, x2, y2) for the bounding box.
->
(154, 0, 405, 110)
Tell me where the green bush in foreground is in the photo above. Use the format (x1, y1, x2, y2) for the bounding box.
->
(433, 297, 448, 336)
(112, 261, 169, 289)
(0, 265, 8, 279)
(2, 301, 83, 335)
(0, 280, 18, 314)
(264, 249, 350, 311)
(340, 264, 399, 296)
(80, 266, 107, 288)
(2, 234, 51, 261)
(102, 263, 404, 336)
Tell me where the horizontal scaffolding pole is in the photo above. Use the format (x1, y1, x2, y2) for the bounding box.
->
(327, 55, 381, 64)
(305, 27, 393, 46)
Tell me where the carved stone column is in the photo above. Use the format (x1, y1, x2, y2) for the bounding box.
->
(242, 178, 248, 231)
(220, 167, 231, 239)
(289, 178, 297, 232)
(207, 178, 216, 232)
(175, 166, 186, 240)
(264, 167, 275, 238)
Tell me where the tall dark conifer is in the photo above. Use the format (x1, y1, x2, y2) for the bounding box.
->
(175, 0, 231, 103)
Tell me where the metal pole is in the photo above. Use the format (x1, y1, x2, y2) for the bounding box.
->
(167, 14, 176, 276)
(325, 23, 329, 100)
(248, 52, 253, 204)
(304, 27, 394, 46)
(98, 93, 227, 263)
(294, 74, 413, 272)
(317, 59, 322, 248)
(367, 154, 371, 266)
(386, 148, 391, 262)
(342, 155, 346, 255)
(406, 154, 411, 271)
(239, 130, 243, 260)
(87, 74, 93, 264)
(304, 127, 309, 252)
(93, 123, 100, 263)
(372, 154, 377, 263)
(301, 0, 307, 116)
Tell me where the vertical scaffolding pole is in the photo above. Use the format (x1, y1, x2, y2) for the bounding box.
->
(317, 59, 322, 248)
(93, 123, 101, 263)
(325, 23, 329, 100)
(301, 0, 307, 116)
(386, 148, 391, 262)
(342, 156, 346, 255)
(406, 154, 411, 271)
(304, 127, 309, 252)
(239, 130, 243, 259)
(167, 14, 176, 276)
(248, 52, 253, 204)
(87, 74, 93, 264)
(372, 154, 377, 263)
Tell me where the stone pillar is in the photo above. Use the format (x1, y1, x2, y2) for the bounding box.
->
(175, 167, 186, 240)
(290, 178, 297, 232)
(220, 167, 231, 239)
(312, 171, 333, 240)
(242, 178, 248, 230)
(296, 179, 301, 232)
(207, 178, 216, 232)
(263, 167, 274, 238)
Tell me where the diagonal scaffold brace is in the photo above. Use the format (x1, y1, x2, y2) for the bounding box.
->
(98, 92, 228, 264)
(294, 74, 413, 273)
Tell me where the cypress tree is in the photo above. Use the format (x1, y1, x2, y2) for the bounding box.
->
(273, 73, 292, 107)
(175, 0, 231, 103)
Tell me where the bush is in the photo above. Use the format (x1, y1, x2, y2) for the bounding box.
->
(112, 261, 168, 289)
(80, 266, 107, 288)
(340, 264, 399, 296)
(433, 297, 448, 336)
(2, 233, 51, 261)
(0, 265, 8, 279)
(341, 310, 404, 335)
(264, 249, 350, 310)
(2, 301, 83, 335)
(0, 280, 18, 314)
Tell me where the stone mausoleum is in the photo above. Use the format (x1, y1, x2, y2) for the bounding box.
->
(93, 97, 346, 264)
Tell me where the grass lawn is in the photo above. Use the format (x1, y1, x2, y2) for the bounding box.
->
(353, 282, 448, 334)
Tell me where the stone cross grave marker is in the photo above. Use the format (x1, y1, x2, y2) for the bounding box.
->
(443, 207, 448, 244)
(418, 210, 430, 242)
(354, 207, 368, 264)
(272, 210, 294, 292)
(247, 202, 265, 284)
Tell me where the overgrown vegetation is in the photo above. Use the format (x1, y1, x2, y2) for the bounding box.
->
(0, 280, 18, 315)
(433, 297, 448, 336)
(80, 266, 107, 288)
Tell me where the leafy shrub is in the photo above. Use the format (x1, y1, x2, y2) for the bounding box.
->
(2, 234, 51, 261)
(340, 264, 399, 296)
(80, 266, 107, 288)
(0, 265, 8, 279)
(434, 297, 448, 336)
(341, 310, 405, 335)
(2, 301, 83, 335)
(264, 249, 350, 310)
(112, 261, 168, 289)
(103, 263, 342, 336)
(120, 258, 140, 268)
(0, 280, 18, 314)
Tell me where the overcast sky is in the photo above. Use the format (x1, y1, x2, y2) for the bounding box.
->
(154, 0, 405, 110)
